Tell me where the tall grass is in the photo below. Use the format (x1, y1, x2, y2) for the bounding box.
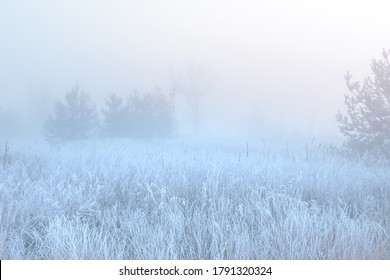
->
(0, 138, 389, 259)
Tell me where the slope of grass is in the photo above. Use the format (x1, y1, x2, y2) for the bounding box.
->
(0, 139, 389, 259)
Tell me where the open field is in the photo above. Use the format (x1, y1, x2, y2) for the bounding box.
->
(0, 139, 389, 259)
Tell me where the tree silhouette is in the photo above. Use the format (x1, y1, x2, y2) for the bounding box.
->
(126, 91, 155, 137)
(153, 90, 176, 137)
(172, 63, 213, 134)
(101, 89, 175, 138)
(101, 93, 127, 137)
(44, 84, 99, 142)
(336, 49, 390, 158)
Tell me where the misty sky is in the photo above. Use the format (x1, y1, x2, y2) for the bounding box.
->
(1, 0, 390, 142)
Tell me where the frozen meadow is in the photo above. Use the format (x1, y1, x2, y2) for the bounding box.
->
(0, 138, 389, 259)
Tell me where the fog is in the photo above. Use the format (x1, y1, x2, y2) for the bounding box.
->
(2, 1, 390, 261)
(1, 0, 390, 144)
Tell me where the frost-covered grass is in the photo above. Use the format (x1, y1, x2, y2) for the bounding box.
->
(0, 138, 389, 259)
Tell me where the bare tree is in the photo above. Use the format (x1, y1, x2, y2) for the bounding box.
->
(336, 49, 390, 158)
(172, 63, 213, 134)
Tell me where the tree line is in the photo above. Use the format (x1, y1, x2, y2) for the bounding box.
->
(1, 51, 389, 159)
(44, 85, 175, 142)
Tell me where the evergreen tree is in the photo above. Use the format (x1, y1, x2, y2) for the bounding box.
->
(336, 49, 390, 158)
(44, 84, 99, 142)
(101, 89, 175, 138)
(126, 91, 155, 137)
(126, 89, 175, 138)
(101, 93, 127, 137)
(153, 90, 175, 137)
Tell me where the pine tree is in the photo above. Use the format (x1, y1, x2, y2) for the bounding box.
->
(101, 89, 175, 138)
(44, 84, 99, 142)
(126, 89, 175, 138)
(101, 93, 127, 137)
(336, 49, 390, 158)
(153, 89, 175, 137)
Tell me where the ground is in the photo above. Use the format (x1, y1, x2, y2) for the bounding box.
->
(0, 138, 389, 259)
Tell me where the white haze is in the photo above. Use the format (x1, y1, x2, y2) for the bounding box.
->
(1, 0, 390, 143)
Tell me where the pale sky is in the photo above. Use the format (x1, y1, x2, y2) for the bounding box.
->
(1, 0, 390, 142)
